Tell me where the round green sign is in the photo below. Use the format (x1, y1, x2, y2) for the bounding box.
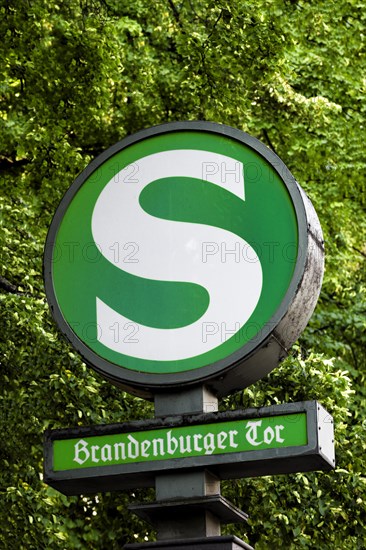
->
(44, 122, 323, 397)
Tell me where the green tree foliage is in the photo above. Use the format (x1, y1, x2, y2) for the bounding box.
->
(0, 0, 365, 548)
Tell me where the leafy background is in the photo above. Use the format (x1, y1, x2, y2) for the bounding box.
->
(0, 1, 365, 548)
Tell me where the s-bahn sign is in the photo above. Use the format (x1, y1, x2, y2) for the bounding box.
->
(44, 122, 324, 397)
(44, 401, 334, 496)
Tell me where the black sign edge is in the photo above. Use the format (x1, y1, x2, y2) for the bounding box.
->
(44, 400, 317, 440)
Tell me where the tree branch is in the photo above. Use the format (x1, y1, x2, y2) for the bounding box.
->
(0, 157, 29, 172)
(0, 275, 23, 295)
(167, 0, 183, 30)
(352, 246, 366, 259)
(262, 129, 278, 155)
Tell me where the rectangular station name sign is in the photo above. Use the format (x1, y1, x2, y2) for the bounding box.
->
(44, 401, 334, 496)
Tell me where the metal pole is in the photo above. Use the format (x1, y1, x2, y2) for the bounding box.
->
(127, 386, 253, 549)
(154, 386, 220, 540)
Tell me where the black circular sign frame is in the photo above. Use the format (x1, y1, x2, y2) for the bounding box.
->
(44, 121, 324, 398)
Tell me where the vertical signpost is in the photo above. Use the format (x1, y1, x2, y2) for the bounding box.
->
(44, 122, 332, 549)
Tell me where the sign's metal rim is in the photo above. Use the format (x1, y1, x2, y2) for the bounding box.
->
(44, 121, 309, 394)
(44, 401, 335, 496)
